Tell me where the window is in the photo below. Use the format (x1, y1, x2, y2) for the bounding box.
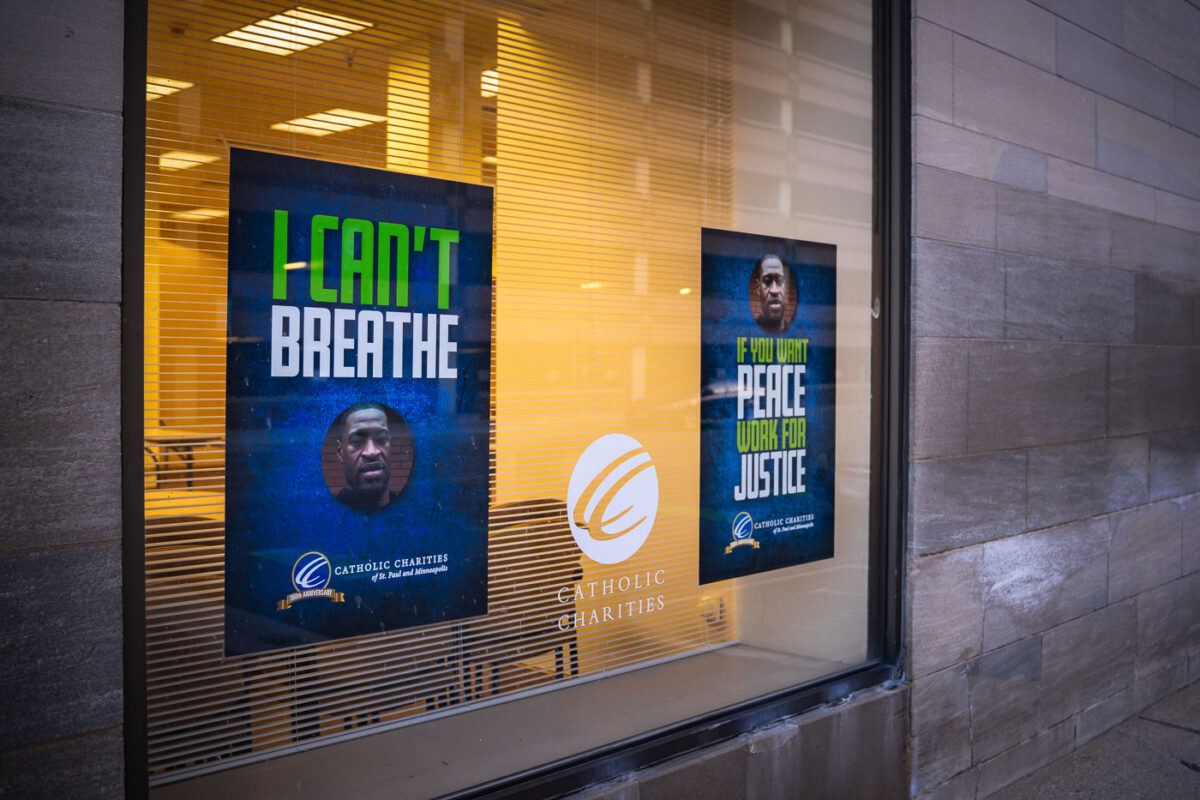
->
(139, 1, 895, 795)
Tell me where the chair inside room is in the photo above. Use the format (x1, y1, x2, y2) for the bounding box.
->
(464, 499, 584, 698)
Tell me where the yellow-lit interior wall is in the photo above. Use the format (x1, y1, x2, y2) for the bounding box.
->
(492, 6, 736, 670)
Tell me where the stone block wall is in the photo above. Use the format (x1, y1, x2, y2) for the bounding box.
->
(908, 0, 1200, 797)
(0, 1, 126, 797)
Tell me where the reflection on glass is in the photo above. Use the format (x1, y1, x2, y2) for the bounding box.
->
(144, 0, 875, 789)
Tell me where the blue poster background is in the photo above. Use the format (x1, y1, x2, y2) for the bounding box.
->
(224, 149, 491, 655)
(699, 228, 836, 585)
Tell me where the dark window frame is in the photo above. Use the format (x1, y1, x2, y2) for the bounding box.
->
(123, 0, 150, 796)
(121, 0, 910, 795)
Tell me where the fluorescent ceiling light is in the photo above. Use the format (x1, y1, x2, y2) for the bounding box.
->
(270, 108, 387, 136)
(146, 76, 193, 100)
(679, 287, 692, 295)
(580, 282, 603, 290)
(212, 6, 372, 56)
(171, 208, 228, 222)
(481, 69, 499, 98)
(159, 150, 221, 171)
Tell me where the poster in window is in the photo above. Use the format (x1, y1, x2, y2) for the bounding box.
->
(224, 149, 491, 655)
(699, 228, 836, 585)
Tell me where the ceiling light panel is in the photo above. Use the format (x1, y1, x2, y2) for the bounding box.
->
(270, 108, 388, 136)
(211, 6, 372, 56)
(158, 151, 222, 171)
(146, 76, 194, 100)
(170, 207, 228, 221)
(481, 69, 499, 97)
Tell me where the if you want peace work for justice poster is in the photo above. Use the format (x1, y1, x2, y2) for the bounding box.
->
(224, 148, 492, 656)
(699, 228, 837, 585)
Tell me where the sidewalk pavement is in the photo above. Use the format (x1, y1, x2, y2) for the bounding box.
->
(992, 680, 1200, 799)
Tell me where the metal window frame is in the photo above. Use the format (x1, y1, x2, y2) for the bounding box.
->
(121, 0, 910, 795)
(124, 0, 150, 796)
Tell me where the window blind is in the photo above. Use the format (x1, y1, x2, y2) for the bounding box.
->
(145, 0, 743, 779)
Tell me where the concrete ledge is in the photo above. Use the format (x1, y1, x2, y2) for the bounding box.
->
(572, 684, 909, 800)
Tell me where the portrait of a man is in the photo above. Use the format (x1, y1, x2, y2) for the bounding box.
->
(749, 253, 796, 334)
(325, 402, 412, 512)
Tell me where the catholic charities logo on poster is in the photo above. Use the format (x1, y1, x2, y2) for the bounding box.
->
(277, 551, 346, 610)
(567, 434, 659, 564)
(726, 511, 761, 554)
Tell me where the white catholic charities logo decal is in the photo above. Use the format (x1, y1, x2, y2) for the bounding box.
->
(567, 434, 659, 564)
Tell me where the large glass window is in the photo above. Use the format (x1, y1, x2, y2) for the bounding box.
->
(142, 1, 880, 795)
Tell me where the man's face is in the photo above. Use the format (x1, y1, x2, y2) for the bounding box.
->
(338, 408, 391, 493)
(757, 258, 787, 324)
